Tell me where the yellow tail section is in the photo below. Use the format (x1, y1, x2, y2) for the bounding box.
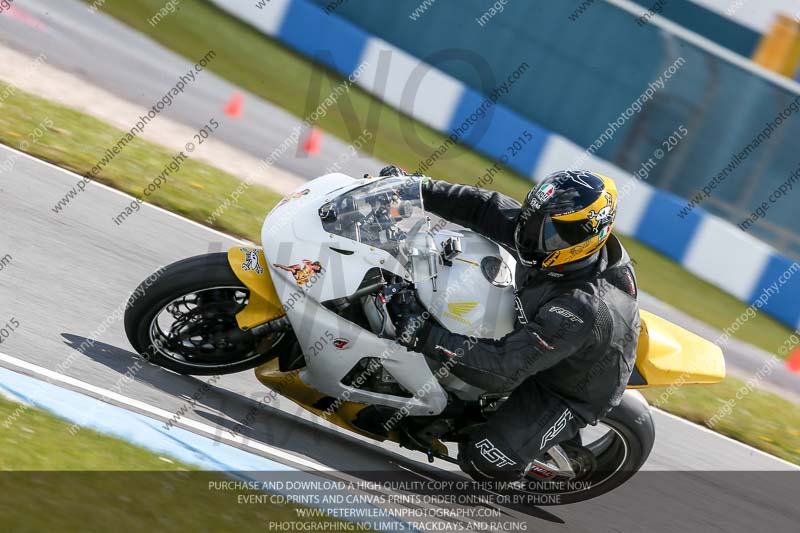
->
(227, 247, 285, 330)
(631, 310, 726, 388)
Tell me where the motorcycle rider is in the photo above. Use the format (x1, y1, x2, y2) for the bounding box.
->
(382, 166, 641, 482)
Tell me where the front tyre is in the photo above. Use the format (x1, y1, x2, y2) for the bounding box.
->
(124, 253, 290, 376)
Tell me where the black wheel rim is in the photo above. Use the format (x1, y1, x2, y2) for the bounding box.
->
(148, 286, 283, 369)
(521, 422, 630, 496)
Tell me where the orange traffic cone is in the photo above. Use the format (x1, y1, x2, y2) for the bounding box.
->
(302, 127, 323, 155)
(787, 347, 800, 373)
(223, 93, 244, 118)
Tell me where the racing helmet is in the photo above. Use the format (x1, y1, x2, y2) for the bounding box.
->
(514, 170, 618, 269)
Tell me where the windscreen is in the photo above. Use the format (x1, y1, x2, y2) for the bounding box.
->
(319, 176, 439, 281)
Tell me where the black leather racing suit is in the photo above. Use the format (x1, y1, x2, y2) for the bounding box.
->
(418, 180, 641, 480)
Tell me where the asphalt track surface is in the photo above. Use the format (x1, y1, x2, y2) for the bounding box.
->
(1, 145, 799, 531)
(0, 0, 385, 180)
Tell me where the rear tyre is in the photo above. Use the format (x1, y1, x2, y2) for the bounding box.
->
(518, 391, 655, 505)
(124, 253, 292, 376)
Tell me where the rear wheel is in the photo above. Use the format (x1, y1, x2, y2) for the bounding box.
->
(124, 253, 292, 375)
(516, 391, 654, 505)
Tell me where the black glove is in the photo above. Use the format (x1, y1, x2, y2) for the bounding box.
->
(388, 289, 432, 350)
(378, 165, 408, 177)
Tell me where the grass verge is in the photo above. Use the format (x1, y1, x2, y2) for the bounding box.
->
(0, 83, 282, 242)
(0, 395, 354, 531)
(0, 395, 189, 471)
(641, 377, 800, 465)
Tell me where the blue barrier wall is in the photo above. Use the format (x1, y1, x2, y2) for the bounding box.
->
(307, 0, 800, 259)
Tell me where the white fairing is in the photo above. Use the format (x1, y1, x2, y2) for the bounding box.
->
(261, 174, 516, 415)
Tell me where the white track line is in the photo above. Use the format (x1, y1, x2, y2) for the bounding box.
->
(0, 144, 256, 246)
(4, 143, 798, 469)
(0, 351, 329, 472)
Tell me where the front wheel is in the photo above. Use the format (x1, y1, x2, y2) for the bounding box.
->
(124, 253, 291, 376)
(517, 390, 655, 505)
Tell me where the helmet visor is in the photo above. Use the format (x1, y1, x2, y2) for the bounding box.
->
(515, 211, 591, 263)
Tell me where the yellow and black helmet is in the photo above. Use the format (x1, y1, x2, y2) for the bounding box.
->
(514, 170, 617, 269)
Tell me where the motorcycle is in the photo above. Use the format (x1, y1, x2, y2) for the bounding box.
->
(124, 173, 725, 504)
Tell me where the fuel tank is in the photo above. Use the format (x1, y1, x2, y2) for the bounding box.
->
(416, 229, 518, 340)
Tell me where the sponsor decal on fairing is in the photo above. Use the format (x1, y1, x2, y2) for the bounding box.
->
(239, 248, 264, 275)
(273, 260, 323, 286)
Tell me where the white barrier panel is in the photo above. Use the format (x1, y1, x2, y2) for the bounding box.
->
(208, 0, 291, 37)
(530, 135, 585, 177)
(356, 37, 464, 132)
(682, 215, 774, 301)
